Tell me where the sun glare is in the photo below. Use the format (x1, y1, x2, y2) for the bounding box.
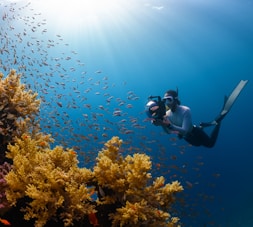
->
(33, 0, 130, 30)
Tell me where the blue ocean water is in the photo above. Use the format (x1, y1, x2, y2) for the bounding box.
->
(1, 0, 253, 226)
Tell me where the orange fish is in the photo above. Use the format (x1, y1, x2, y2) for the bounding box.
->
(69, 150, 77, 156)
(88, 187, 96, 197)
(88, 212, 99, 227)
(23, 134, 29, 139)
(39, 141, 47, 147)
(0, 218, 11, 226)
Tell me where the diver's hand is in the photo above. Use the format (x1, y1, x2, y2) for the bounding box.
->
(152, 119, 163, 126)
(152, 118, 172, 128)
(162, 118, 171, 127)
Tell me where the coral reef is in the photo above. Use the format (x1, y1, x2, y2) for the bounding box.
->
(4, 135, 183, 227)
(0, 70, 183, 226)
(0, 70, 40, 164)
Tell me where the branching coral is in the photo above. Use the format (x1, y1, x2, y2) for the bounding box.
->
(0, 69, 40, 118)
(94, 137, 152, 195)
(94, 136, 183, 227)
(0, 69, 40, 163)
(5, 134, 95, 227)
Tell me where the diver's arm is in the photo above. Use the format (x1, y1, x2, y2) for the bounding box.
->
(170, 109, 193, 136)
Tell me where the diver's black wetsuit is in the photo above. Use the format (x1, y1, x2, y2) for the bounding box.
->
(183, 124, 221, 148)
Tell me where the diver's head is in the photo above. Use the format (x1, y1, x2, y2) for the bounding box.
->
(145, 100, 161, 119)
(163, 90, 180, 110)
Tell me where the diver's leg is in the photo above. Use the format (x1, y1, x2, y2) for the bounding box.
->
(206, 123, 221, 148)
(187, 125, 221, 148)
(184, 126, 211, 147)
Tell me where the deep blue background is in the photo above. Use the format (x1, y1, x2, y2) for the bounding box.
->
(1, 0, 253, 226)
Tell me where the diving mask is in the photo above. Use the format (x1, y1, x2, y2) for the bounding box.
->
(163, 96, 174, 105)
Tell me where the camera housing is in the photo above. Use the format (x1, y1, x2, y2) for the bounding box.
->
(146, 96, 166, 120)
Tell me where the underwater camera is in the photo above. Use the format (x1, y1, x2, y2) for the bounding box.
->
(145, 96, 166, 120)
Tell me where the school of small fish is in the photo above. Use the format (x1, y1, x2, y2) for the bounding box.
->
(0, 1, 223, 225)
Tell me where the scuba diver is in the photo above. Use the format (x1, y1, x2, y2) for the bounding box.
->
(145, 80, 248, 148)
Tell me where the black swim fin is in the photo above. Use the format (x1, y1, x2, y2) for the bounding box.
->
(200, 80, 248, 128)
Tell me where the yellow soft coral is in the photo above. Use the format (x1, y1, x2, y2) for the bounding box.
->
(94, 136, 183, 227)
(111, 200, 150, 226)
(94, 137, 125, 192)
(0, 70, 40, 160)
(94, 137, 152, 194)
(0, 69, 40, 118)
(5, 134, 95, 227)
